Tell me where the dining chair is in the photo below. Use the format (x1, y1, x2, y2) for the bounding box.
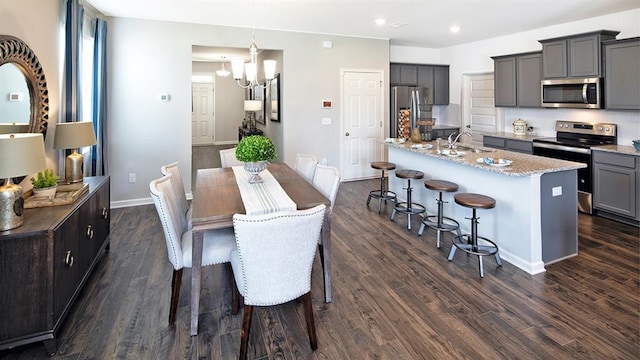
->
(311, 164, 340, 294)
(230, 204, 326, 360)
(160, 162, 191, 227)
(294, 153, 318, 183)
(220, 147, 244, 168)
(150, 174, 237, 324)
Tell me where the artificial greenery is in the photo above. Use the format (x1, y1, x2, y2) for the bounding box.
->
(30, 169, 59, 189)
(235, 135, 277, 163)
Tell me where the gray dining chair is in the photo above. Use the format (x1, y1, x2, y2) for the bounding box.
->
(150, 174, 237, 324)
(230, 204, 326, 360)
(220, 147, 244, 168)
(294, 153, 318, 183)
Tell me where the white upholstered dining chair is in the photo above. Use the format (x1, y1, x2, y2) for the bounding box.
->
(150, 174, 237, 324)
(160, 162, 191, 227)
(311, 164, 340, 287)
(294, 153, 318, 183)
(230, 204, 326, 360)
(220, 147, 244, 168)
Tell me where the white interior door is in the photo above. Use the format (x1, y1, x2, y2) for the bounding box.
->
(191, 83, 214, 145)
(341, 71, 384, 181)
(462, 73, 496, 144)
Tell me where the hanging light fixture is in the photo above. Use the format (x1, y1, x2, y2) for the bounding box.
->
(231, 31, 276, 89)
(215, 56, 230, 77)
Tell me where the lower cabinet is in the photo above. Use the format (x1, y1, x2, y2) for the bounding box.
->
(0, 176, 110, 354)
(593, 151, 639, 225)
(431, 127, 459, 140)
(483, 135, 533, 154)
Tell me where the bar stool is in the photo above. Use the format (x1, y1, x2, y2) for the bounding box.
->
(366, 162, 397, 213)
(418, 180, 461, 248)
(390, 170, 425, 231)
(447, 193, 502, 278)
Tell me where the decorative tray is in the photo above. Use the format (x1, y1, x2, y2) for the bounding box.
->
(24, 182, 89, 209)
(476, 157, 513, 167)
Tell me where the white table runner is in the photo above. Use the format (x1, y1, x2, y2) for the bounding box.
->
(232, 166, 297, 215)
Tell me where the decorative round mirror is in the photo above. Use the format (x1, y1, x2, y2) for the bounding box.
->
(0, 35, 49, 137)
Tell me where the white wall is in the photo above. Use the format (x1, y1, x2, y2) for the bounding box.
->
(107, 18, 389, 205)
(0, 0, 61, 172)
(391, 8, 640, 145)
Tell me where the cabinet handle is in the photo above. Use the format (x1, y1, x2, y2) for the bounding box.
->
(101, 207, 108, 219)
(86, 225, 94, 239)
(64, 251, 74, 267)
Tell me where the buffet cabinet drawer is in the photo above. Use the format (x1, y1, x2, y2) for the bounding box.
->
(0, 176, 110, 355)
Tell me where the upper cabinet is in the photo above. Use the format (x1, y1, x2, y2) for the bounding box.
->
(390, 63, 450, 105)
(492, 51, 542, 107)
(539, 30, 619, 79)
(603, 37, 640, 110)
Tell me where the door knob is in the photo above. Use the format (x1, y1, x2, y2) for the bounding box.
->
(465, 125, 471, 128)
(345, 132, 350, 136)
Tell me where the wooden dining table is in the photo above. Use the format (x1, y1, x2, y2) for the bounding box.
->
(189, 163, 332, 336)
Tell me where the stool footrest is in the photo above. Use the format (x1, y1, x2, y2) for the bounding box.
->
(393, 202, 426, 215)
(452, 235, 499, 257)
(421, 215, 459, 232)
(368, 190, 397, 201)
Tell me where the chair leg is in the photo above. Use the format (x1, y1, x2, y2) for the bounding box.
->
(169, 268, 183, 324)
(302, 292, 318, 351)
(229, 264, 239, 315)
(239, 305, 253, 360)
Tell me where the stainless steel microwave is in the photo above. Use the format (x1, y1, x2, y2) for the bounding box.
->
(541, 78, 602, 109)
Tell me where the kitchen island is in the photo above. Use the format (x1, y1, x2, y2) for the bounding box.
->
(387, 141, 586, 274)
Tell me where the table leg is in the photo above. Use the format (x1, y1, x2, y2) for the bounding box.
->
(322, 213, 332, 303)
(190, 230, 204, 336)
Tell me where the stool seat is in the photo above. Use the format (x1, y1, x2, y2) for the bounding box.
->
(367, 162, 397, 213)
(454, 193, 495, 209)
(395, 169, 424, 180)
(371, 161, 396, 171)
(424, 180, 458, 193)
(418, 179, 461, 248)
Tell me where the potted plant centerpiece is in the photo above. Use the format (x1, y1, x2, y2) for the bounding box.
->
(30, 169, 59, 199)
(235, 135, 276, 183)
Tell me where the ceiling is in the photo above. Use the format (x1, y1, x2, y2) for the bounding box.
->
(86, 0, 638, 60)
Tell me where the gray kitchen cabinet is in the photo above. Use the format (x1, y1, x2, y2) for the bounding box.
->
(431, 127, 459, 140)
(603, 37, 640, 110)
(483, 135, 533, 154)
(539, 30, 619, 79)
(593, 150, 639, 225)
(391, 63, 450, 104)
(390, 63, 417, 86)
(492, 52, 541, 107)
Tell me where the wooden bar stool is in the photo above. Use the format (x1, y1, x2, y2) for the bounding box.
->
(366, 162, 397, 213)
(447, 193, 502, 277)
(390, 170, 425, 231)
(418, 180, 461, 248)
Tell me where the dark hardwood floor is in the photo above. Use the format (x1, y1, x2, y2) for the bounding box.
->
(1, 179, 638, 359)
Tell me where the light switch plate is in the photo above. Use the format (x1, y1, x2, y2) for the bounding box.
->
(322, 117, 331, 125)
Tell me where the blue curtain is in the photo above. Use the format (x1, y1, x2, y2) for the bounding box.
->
(90, 19, 108, 176)
(62, 0, 108, 177)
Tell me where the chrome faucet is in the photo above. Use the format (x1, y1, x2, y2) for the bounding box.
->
(447, 132, 472, 149)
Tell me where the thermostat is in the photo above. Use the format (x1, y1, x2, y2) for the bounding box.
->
(9, 92, 23, 102)
(160, 94, 170, 102)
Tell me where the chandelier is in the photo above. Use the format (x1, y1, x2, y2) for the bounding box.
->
(216, 56, 230, 77)
(231, 32, 276, 89)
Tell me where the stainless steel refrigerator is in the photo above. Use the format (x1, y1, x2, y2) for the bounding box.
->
(390, 86, 433, 138)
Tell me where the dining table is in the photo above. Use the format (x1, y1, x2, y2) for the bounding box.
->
(189, 163, 332, 336)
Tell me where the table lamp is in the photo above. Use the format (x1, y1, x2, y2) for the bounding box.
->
(53, 121, 97, 183)
(244, 100, 262, 130)
(0, 133, 46, 231)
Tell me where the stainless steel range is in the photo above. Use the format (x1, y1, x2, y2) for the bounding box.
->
(533, 121, 617, 214)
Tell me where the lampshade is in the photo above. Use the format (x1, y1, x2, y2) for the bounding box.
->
(0, 123, 30, 134)
(244, 100, 262, 112)
(53, 121, 97, 150)
(0, 133, 46, 179)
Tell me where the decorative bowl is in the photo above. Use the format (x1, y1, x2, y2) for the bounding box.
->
(633, 140, 640, 151)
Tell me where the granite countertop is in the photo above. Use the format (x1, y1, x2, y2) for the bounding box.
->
(592, 144, 640, 156)
(386, 140, 586, 177)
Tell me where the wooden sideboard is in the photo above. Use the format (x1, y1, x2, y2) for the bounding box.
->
(0, 176, 110, 355)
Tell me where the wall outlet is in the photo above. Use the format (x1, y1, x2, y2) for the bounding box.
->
(321, 117, 331, 125)
(129, 173, 136, 183)
(552, 186, 562, 197)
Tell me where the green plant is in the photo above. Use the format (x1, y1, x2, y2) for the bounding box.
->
(30, 169, 59, 189)
(235, 135, 277, 163)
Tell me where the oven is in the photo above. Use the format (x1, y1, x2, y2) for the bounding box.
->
(532, 121, 617, 214)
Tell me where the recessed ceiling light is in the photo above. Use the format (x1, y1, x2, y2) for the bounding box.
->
(375, 18, 386, 26)
(450, 26, 460, 33)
